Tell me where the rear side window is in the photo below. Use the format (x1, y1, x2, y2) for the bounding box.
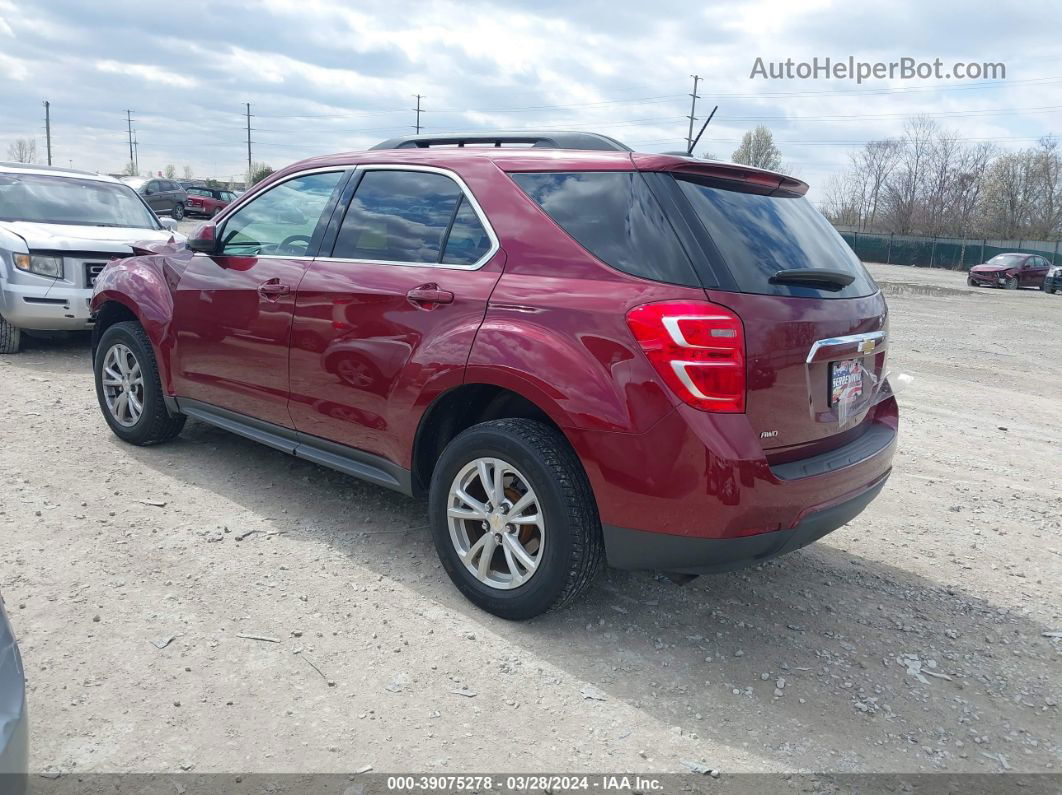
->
(676, 177, 877, 298)
(333, 170, 490, 265)
(511, 172, 700, 287)
(441, 197, 491, 266)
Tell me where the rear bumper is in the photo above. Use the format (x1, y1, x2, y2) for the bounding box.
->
(568, 396, 897, 565)
(604, 472, 888, 572)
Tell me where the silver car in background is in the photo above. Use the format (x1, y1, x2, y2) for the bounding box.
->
(0, 592, 26, 794)
(0, 162, 184, 353)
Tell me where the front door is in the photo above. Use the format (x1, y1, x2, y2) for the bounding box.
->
(288, 167, 503, 466)
(171, 169, 348, 428)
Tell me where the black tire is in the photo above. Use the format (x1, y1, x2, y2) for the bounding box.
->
(428, 418, 603, 620)
(94, 321, 185, 445)
(172, 203, 185, 221)
(1005, 275, 1018, 290)
(966, 275, 976, 287)
(0, 314, 21, 354)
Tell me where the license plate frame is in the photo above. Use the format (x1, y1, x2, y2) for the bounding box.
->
(829, 358, 864, 407)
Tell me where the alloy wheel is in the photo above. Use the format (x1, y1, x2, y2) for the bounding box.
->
(446, 457, 545, 590)
(101, 343, 145, 427)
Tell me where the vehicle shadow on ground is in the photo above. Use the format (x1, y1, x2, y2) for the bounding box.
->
(119, 418, 1059, 772)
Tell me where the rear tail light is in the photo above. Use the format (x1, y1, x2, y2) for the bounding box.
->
(626, 300, 746, 413)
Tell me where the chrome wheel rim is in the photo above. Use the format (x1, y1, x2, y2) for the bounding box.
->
(101, 343, 145, 427)
(447, 457, 545, 590)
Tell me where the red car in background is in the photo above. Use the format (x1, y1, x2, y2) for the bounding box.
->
(89, 131, 898, 619)
(967, 253, 1052, 289)
(182, 186, 237, 218)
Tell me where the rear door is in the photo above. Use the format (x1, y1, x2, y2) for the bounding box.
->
(288, 166, 503, 466)
(670, 175, 888, 452)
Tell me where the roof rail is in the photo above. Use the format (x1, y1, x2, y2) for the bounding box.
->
(369, 131, 632, 152)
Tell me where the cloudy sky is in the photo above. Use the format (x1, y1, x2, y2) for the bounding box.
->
(1, 0, 1060, 199)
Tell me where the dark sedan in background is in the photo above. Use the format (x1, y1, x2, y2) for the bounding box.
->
(967, 253, 1052, 289)
(0, 594, 27, 794)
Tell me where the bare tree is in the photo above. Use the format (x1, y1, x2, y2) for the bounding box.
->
(182, 165, 193, 180)
(7, 139, 37, 163)
(732, 126, 783, 171)
(164, 164, 177, 179)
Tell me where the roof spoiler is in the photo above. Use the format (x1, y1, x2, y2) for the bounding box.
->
(370, 132, 632, 152)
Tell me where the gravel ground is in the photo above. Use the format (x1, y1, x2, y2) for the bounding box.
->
(0, 262, 1059, 776)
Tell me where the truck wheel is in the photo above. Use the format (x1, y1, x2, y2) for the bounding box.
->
(94, 321, 185, 445)
(428, 418, 603, 620)
(0, 315, 21, 354)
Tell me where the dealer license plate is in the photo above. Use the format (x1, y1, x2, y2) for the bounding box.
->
(830, 358, 864, 406)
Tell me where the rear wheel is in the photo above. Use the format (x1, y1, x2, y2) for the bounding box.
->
(94, 321, 185, 445)
(1005, 275, 1019, 290)
(0, 315, 21, 354)
(428, 418, 603, 620)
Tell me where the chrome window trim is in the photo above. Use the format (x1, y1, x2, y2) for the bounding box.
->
(313, 163, 500, 272)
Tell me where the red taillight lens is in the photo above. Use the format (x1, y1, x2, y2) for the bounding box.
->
(626, 300, 746, 413)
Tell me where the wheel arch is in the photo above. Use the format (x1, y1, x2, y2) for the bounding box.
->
(411, 382, 574, 499)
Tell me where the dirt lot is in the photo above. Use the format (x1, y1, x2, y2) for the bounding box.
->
(1, 262, 1059, 776)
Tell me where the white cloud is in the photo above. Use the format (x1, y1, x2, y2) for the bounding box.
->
(95, 60, 198, 89)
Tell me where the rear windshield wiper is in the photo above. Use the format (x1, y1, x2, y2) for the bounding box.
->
(769, 268, 855, 291)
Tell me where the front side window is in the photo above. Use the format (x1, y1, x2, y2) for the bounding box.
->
(0, 173, 160, 229)
(332, 170, 489, 265)
(220, 171, 343, 256)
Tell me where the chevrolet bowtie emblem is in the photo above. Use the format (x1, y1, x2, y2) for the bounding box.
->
(858, 339, 876, 354)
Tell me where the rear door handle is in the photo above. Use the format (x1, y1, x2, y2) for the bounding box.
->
(407, 284, 454, 306)
(258, 279, 290, 299)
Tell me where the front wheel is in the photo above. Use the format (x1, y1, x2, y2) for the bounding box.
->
(0, 314, 21, 353)
(428, 418, 603, 620)
(1005, 275, 1019, 290)
(171, 203, 185, 221)
(94, 321, 185, 445)
(967, 275, 977, 287)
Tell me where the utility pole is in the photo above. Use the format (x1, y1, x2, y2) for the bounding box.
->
(413, 94, 423, 134)
(125, 109, 135, 170)
(245, 102, 253, 175)
(43, 100, 52, 165)
(132, 130, 139, 175)
(686, 74, 701, 154)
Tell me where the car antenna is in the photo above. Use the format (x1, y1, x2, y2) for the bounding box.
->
(687, 105, 718, 156)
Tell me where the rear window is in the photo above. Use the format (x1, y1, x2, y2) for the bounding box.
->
(676, 177, 877, 298)
(511, 172, 700, 287)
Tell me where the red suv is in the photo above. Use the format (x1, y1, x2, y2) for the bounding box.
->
(90, 132, 897, 619)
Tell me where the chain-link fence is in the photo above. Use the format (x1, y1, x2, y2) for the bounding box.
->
(834, 228, 1062, 270)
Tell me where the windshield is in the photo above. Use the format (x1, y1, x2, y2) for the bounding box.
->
(0, 173, 161, 229)
(676, 176, 877, 298)
(988, 254, 1025, 267)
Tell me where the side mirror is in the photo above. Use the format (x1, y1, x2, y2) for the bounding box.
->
(144, 187, 154, 196)
(160, 218, 178, 232)
(188, 222, 218, 253)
